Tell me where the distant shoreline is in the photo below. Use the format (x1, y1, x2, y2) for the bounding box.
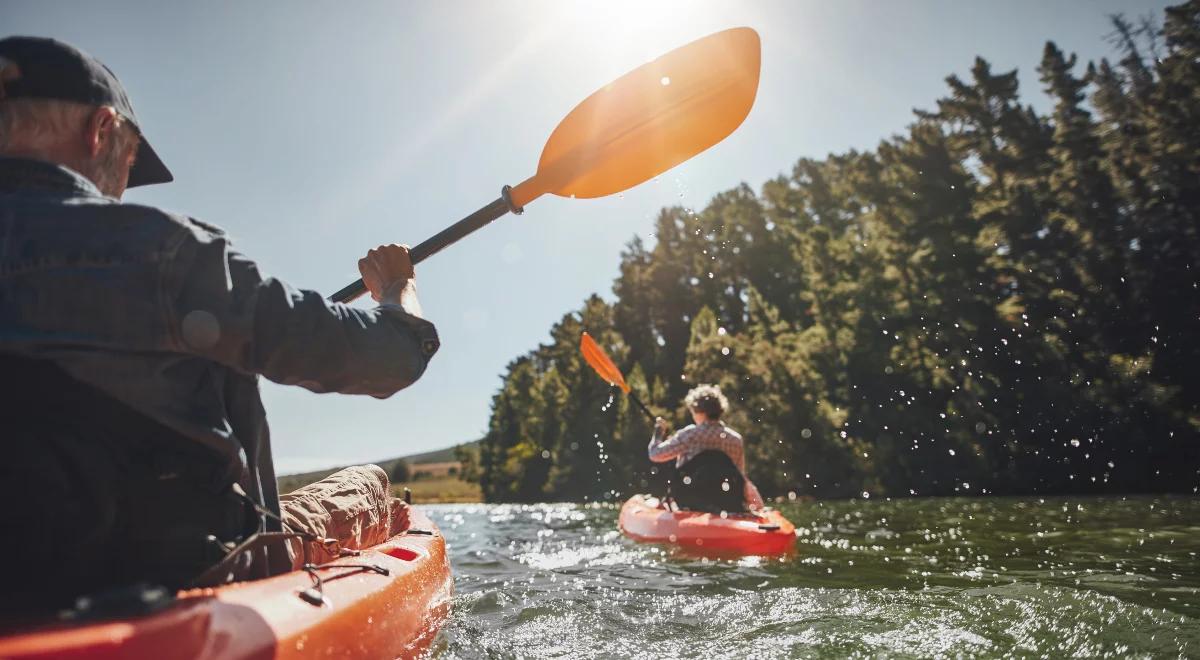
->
(405, 491, 1194, 507)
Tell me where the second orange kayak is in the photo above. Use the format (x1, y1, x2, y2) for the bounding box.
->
(619, 494, 796, 555)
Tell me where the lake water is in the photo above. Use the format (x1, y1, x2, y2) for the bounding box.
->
(425, 496, 1198, 658)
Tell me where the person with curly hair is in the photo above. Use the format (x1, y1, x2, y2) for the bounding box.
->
(648, 384, 764, 512)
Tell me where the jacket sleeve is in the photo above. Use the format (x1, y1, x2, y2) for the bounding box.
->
(162, 221, 439, 397)
(647, 426, 693, 463)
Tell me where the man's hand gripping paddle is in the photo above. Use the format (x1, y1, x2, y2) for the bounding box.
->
(331, 27, 761, 302)
(579, 332, 656, 422)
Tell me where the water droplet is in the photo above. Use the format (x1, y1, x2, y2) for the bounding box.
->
(660, 76, 671, 86)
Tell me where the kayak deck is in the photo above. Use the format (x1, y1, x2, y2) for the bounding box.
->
(0, 506, 452, 660)
(619, 494, 796, 555)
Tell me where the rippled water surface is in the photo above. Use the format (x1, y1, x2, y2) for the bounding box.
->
(424, 496, 1199, 658)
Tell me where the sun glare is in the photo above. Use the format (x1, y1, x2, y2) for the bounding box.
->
(546, 0, 743, 80)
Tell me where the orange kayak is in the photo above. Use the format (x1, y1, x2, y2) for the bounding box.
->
(0, 506, 452, 660)
(619, 494, 796, 555)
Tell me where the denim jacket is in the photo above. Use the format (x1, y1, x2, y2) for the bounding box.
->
(0, 157, 440, 528)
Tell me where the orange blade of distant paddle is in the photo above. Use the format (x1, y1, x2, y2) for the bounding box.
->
(509, 27, 761, 208)
(580, 332, 630, 394)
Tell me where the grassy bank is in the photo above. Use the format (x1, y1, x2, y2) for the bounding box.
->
(277, 441, 478, 495)
(393, 473, 481, 503)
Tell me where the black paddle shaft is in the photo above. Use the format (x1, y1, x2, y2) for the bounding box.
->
(627, 390, 656, 422)
(329, 185, 523, 303)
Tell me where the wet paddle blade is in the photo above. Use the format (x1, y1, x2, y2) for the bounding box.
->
(580, 332, 630, 394)
(510, 27, 761, 207)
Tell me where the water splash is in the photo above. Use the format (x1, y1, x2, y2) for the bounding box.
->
(434, 497, 1200, 658)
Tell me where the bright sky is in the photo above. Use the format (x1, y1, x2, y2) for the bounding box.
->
(4, 0, 1170, 473)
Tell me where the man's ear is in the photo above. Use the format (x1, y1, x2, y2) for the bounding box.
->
(84, 106, 120, 158)
(0, 57, 21, 100)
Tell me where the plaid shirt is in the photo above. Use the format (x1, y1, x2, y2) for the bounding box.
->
(648, 420, 746, 472)
(648, 420, 763, 509)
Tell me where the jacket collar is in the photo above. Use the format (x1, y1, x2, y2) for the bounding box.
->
(0, 156, 103, 198)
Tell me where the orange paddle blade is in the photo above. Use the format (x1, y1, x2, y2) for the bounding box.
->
(580, 332, 630, 394)
(510, 27, 761, 208)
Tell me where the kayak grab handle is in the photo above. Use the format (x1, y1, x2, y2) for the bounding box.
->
(758, 524, 781, 531)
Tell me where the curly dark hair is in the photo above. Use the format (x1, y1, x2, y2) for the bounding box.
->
(684, 384, 729, 420)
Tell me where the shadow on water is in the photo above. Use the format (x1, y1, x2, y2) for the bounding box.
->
(426, 496, 1199, 658)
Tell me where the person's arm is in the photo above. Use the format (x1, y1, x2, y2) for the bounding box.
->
(744, 479, 764, 511)
(647, 420, 693, 463)
(165, 226, 438, 397)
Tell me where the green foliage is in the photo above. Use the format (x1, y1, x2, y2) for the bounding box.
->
(390, 459, 412, 484)
(453, 444, 480, 483)
(474, 3, 1200, 502)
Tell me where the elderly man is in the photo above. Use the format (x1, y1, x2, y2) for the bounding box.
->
(0, 36, 439, 609)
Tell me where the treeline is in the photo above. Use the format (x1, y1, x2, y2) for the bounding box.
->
(466, 4, 1200, 502)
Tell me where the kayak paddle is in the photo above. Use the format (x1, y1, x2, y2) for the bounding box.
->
(582, 331, 682, 506)
(579, 331, 655, 422)
(331, 27, 761, 302)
